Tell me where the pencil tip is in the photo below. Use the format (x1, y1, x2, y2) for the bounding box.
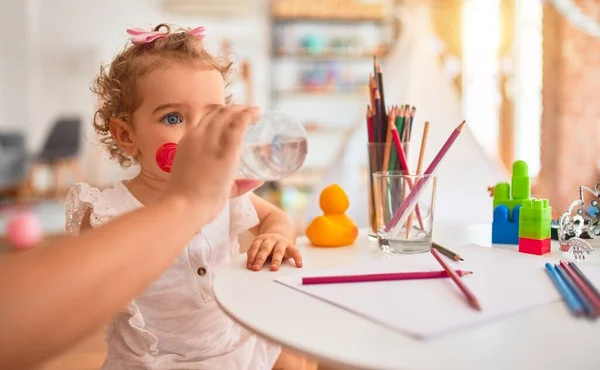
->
(457, 121, 466, 131)
(463, 270, 472, 276)
(459, 257, 464, 261)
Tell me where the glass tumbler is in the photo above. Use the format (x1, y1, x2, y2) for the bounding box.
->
(372, 171, 437, 254)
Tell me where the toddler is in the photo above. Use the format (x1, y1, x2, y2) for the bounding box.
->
(65, 24, 303, 369)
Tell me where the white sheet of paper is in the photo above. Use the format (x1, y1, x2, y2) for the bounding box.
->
(275, 244, 599, 339)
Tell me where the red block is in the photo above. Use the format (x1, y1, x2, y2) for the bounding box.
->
(518, 237, 551, 255)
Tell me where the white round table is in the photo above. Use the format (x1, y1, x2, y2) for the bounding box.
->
(214, 223, 600, 370)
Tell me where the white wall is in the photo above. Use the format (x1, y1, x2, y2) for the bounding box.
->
(1, 0, 270, 186)
(0, 0, 31, 132)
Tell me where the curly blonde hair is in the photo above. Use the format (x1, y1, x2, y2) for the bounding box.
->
(91, 24, 232, 166)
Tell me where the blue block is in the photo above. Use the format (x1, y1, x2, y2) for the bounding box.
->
(492, 205, 521, 245)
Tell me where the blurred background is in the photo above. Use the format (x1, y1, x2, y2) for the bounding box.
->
(0, 0, 598, 241)
(1, 0, 600, 368)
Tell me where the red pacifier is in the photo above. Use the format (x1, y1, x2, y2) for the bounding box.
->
(156, 142, 178, 173)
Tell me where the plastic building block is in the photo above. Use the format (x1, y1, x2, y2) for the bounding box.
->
(518, 237, 551, 255)
(511, 160, 531, 200)
(491, 160, 536, 246)
(519, 199, 552, 240)
(493, 182, 526, 219)
(492, 205, 521, 244)
(493, 161, 532, 218)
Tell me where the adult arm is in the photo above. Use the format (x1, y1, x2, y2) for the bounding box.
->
(0, 195, 202, 368)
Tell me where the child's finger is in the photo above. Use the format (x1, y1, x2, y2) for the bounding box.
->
(285, 247, 303, 268)
(269, 242, 288, 271)
(252, 240, 275, 271)
(246, 240, 262, 269)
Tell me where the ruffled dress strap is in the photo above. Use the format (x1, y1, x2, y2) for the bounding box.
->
(65, 182, 120, 235)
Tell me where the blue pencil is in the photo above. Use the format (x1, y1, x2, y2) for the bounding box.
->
(554, 264, 596, 317)
(544, 263, 584, 316)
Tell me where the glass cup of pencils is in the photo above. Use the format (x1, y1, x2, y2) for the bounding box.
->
(372, 171, 437, 253)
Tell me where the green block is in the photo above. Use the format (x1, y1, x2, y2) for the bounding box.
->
(519, 222, 551, 239)
(511, 160, 531, 200)
(493, 182, 510, 201)
(493, 181, 528, 220)
(493, 198, 527, 220)
(520, 199, 552, 223)
(518, 198, 552, 240)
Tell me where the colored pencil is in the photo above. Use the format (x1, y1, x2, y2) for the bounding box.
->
(396, 106, 405, 140)
(389, 106, 404, 171)
(375, 57, 387, 125)
(302, 270, 473, 285)
(555, 263, 596, 317)
(385, 121, 466, 232)
(374, 90, 383, 143)
(366, 106, 374, 143)
(560, 261, 600, 316)
(368, 74, 375, 108)
(547, 263, 584, 316)
(406, 120, 429, 238)
(409, 106, 416, 140)
(569, 262, 600, 300)
(416, 121, 430, 175)
(382, 107, 396, 172)
(403, 106, 411, 141)
(390, 125, 424, 230)
(430, 248, 481, 310)
(432, 242, 463, 262)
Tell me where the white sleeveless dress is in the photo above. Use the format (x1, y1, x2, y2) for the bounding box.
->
(65, 182, 281, 370)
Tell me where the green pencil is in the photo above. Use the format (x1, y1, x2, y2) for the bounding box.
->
(432, 242, 464, 261)
(389, 109, 404, 171)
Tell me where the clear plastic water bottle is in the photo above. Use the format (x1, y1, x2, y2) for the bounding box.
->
(156, 112, 308, 181)
(238, 112, 308, 180)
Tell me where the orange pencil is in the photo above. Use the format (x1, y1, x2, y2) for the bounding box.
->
(431, 248, 481, 311)
(368, 74, 376, 108)
(406, 121, 430, 238)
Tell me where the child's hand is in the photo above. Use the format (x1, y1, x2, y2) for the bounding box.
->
(247, 233, 303, 271)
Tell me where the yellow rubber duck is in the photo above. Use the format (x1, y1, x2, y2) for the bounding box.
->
(306, 184, 359, 247)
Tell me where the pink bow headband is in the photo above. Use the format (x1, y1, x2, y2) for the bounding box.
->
(126, 26, 205, 45)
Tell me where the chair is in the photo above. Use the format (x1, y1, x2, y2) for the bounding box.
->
(0, 132, 31, 199)
(24, 117, 85, 198)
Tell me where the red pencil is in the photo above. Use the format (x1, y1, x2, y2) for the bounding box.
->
(302, 270, 473, 285)
(430, 248, 481, 311)
(390, 125, 424, 230)
(559, 261, 600, 314)
(385, 121, 466, 232)
(367, 106, 374, 143)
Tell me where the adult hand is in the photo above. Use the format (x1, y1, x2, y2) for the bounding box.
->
(164, 105, 260, 223)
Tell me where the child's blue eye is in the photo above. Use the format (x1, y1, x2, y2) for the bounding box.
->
(162, 113, 182, 125)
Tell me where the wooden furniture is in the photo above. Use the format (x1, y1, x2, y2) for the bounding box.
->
(23, 117, 84, 199)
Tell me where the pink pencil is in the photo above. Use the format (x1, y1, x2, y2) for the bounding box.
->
(385, 121, 466, 232)
(302, 270, 473, 285)
(390, 125, 424, 230)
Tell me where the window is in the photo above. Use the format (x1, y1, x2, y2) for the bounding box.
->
(462, 0, 501, 158)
